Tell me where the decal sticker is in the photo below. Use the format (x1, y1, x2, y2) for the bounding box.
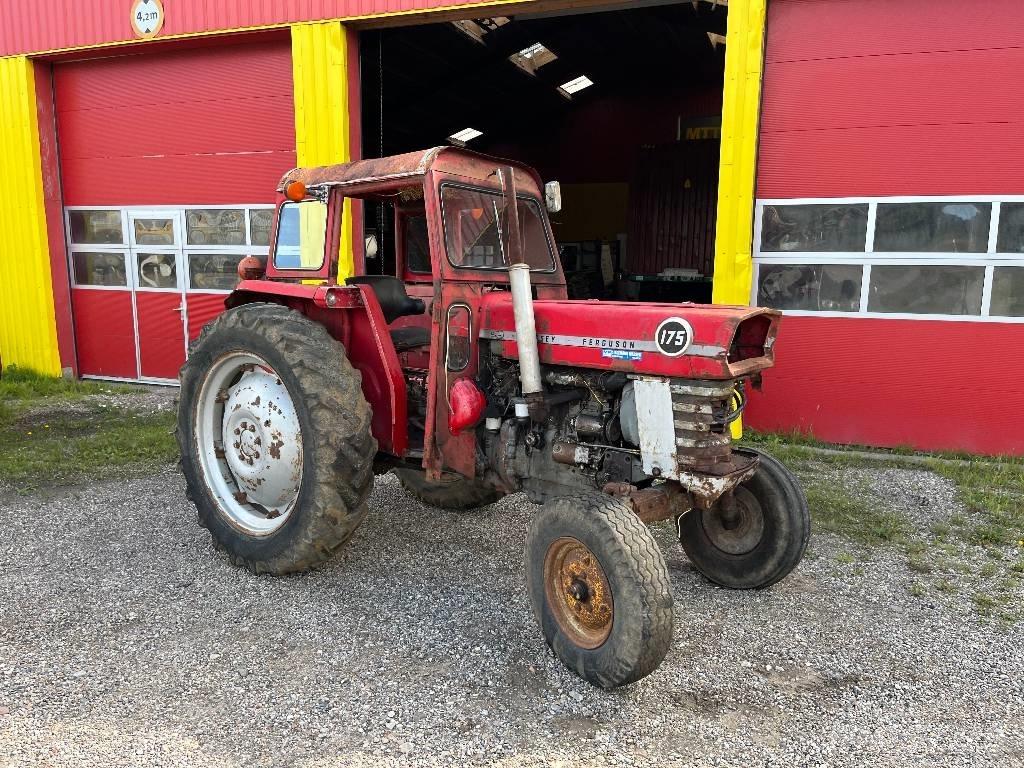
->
(601, 349, 643, 362)
(479, 328, 725, 358)
(654, 317, 694, 357)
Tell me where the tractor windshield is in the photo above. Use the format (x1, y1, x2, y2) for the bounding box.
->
(273, 200, 327, 271)
(440, 185, 555, 272)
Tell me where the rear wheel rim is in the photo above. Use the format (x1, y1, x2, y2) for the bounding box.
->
(543, 537, 614, 649)
(194, 351, 303, 536)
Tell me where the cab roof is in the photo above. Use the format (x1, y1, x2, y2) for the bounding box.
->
(278, 146, 544, 195)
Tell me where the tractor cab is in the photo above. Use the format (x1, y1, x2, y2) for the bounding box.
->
(236, 147, 568, 473)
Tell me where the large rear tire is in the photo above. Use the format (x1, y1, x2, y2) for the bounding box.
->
(525, 494, 674, 688)
(177, 303, 376, 575)
(393, 468, 501, 511)
(677, 447, 809, 589)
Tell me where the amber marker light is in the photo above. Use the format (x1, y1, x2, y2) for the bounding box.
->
(285, 180, 307, 201)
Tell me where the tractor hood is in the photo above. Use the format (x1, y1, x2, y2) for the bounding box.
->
(478, 293, 781, 380)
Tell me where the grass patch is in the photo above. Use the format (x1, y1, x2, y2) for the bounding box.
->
(907, 553, 933, 574)
(0, 367, 176, 492)
(0, 365, 133, 401)
(803, 480, 912, 548)
(927, 457, 1024, 550)
(747, 428, 1024, 621)
(973, 592, 1000, 615)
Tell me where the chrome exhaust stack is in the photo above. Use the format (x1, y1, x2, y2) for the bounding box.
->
(509, 263, 546, 420)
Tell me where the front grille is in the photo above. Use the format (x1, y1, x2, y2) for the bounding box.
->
(670, 379, 738, 471)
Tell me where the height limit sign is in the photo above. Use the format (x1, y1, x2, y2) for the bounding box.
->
(130, 0, 165, 39)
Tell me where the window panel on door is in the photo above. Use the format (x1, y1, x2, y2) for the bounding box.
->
(188, 253, 243, 291)
(72, 251, 128, 286)
(874, 202, 991, 253)
(990, 266, 1024, 317)
(756, 263, 862, 312)
(186, 209, 246, 245)
(868, 265, 984, 315)
(760, 204, 869, 253)
(69, 210, 124, 245)
(996, 203, 1024, 253)
(249, 209, 274, 246)
(136, 252, 178, 289)
(133, 217, 177, 246)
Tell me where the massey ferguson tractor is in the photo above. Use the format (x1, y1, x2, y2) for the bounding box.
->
(177, 147, 809, 688)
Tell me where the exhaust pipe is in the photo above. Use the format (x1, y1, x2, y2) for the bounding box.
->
(509, 263, 546, 420)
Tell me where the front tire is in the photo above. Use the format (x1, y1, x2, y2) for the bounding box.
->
(177, 303, 376, 575)
(525, 494, 674, 688)
(678, 447, 810, 589)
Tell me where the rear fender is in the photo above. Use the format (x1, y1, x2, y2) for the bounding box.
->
(226, 281, 408, 456)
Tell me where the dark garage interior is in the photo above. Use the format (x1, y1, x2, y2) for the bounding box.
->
(360, 0, 727, 300)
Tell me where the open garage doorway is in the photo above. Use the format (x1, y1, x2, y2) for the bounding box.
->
(359, 0, 727, 301)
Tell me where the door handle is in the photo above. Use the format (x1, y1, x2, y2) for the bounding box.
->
(172, 305, 185, 313)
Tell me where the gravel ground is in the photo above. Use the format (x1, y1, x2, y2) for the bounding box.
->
(1, 468, 1022, 768)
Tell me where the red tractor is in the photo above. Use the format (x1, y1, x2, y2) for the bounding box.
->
(177, 147, 809, 688)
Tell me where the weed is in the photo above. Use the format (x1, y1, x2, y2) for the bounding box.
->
(909, 582, 926, 597)
(907, 554, 933, 574)
(973, 592, 999, 615)
(835, 551, 855, 564)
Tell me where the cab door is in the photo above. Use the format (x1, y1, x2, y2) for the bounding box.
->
(422, 184, 487, 479)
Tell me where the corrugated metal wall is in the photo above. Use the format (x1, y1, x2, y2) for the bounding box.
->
(748, 0, 1024, 455)
(626, 142, 720, 276)
(55, 41, 296, 206)
(758, 0, 1024, 198)
(0, 57, 61, 375)
(56, 39, 297, 379)
(0, 0, 528, 56)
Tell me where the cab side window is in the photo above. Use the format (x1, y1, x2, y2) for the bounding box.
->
(405, 214, 431, 274)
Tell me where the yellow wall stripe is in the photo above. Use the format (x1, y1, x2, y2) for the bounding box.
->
(712, 0, 766, 308)
(0, 57, 61, 375)
(291, 21, 354, 280)
(712, 0, 767, 438)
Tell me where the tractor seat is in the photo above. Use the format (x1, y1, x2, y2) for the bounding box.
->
(389, 326, 431, 352)
(346, 275, 425, 324)
(345, 276, 430, 353)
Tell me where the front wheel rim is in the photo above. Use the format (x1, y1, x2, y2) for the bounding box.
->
(543, 537, 614, 649)
(194, 351, 303, 536)
(700, 485, 765, 555)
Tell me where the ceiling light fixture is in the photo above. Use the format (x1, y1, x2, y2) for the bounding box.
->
(509, 42, 558, 75)
(559, 75, 594, 96)
(449, 127, 484, 144)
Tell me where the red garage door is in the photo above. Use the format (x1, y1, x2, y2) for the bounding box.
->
(58, 39, 295, 382)
(746, 0, 1024, 456)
